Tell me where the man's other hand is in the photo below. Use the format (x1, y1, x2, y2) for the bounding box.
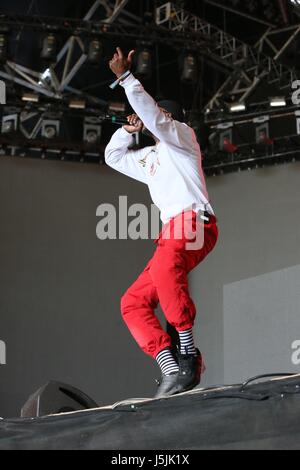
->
(109, 47, 135, 78)
(123, 114, 143, 134)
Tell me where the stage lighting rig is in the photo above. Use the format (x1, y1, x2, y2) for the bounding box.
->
(83, 117, 102, 145)
(1, 111, 18, 134)
(41, 34, 57, 61)
(22, 93, 39, 103)
(270, 97, 287, 108)
(181, 52, 198, 84)
(87, 39, 103, 64)
(41, 119, 60, 140)
(135, 48, 152, 79)
(69, 99, 86, 110)
(230, 102, 246, 113)
(108, 102, 126, 114)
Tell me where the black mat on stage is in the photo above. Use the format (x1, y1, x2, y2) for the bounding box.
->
(1, 375, 300, 450)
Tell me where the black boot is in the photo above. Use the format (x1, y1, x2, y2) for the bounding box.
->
(172, 348, 205, 394)
(153, 372, 179, 399)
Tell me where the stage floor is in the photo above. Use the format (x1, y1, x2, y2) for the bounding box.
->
(1, 374, 300, 450)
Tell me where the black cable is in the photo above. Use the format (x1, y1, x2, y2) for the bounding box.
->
(240, 373, 299, 392)
(203, 392, 270, 402)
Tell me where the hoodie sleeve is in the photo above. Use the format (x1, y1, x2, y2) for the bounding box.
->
(104, 127, 148, 184)
(119, 74, 197, 152)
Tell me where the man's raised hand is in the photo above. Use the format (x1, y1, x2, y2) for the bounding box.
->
(109, 47, 135, 78)
(123, 114, 143, 134)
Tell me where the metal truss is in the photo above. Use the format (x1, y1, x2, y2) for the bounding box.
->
(52, 0, 136, 94)
(202, 0, 277, 28)
(1, 124, 299, 175)
(204, 0, 297, 27)
(0, 0, 138, 114)
(101, 0, 132, 24)
(204, 144, 300, 176)
(0, 7, 248, 105)
(156, 2, 300, 122)
(1, 3, 299, 128)
(290, 0, 300, 19)
(256, 24, 300, 61)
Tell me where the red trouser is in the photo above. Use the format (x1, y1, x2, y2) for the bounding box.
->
(121, 211, 218, 358)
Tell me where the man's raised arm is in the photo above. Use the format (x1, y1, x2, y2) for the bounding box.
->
(109, 48, 195, 150)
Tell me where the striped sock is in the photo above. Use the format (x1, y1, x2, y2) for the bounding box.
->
(179, 328, 196, 355)
(156, 348, 179, 376)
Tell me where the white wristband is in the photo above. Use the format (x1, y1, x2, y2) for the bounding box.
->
(109, 70, 131, 90)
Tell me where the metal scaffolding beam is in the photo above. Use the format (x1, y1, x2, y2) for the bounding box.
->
(156, 2, 300, 121)
(277, 0, 290, 25)
(206, 24, 300, 120)
(290, 0, 300, 19)
(52, 0, 137, 93)
(203, 0, 276, 28)
(0, 8, 246, 105)
(256, 24, 300, 61)
(1, 3, 299, 124)
(102, 0, 131, 24)
(0, 1, 138, 112)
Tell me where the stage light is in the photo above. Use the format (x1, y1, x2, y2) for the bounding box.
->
(217, 123, 238, 153)
(296, 110, 300, 135)
(69, 99, 86, 110)
(88, 39, 103, 64)
(270, 97, 287, 107)
(222, 137, 238, 153)
(209, 123, 238, 154)
(22, 93, 39, 103)
(181, 53, 198, 84)
(83, 117, 102, 145)
(41, 119, 60, 139)
(1, 113, 18, 134)
(135, 49, 152, 79)
(257, 131, 274, 146)
(108, 102, 126, 114)
(230, 102, 246, 113)
(44, 127, 56, 139)
(39, 68, 52, 86)
(254, 116, 274, 146)
(41, 34, 57, 61)
(85, 131, 98, 144)
(290, 0, 300, 8)
(0, 34, 8, 62)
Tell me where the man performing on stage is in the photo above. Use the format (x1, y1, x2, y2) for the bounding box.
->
(106, 48, 218, 398)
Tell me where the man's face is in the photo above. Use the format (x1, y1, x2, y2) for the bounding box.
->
(142, 107, 173, 139)
(159, 107, 173, 120)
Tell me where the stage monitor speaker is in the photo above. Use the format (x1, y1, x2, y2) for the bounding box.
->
(21, 381, 98, 418)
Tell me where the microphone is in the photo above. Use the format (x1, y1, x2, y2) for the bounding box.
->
(105, 115, 129, 125)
